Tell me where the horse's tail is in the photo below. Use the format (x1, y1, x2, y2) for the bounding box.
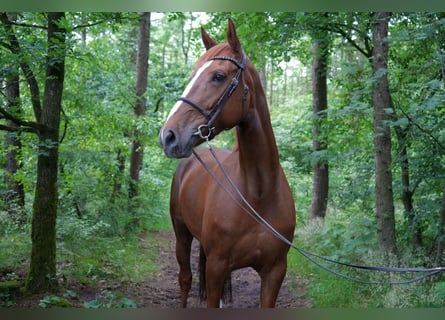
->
(199, 245, 232, 304)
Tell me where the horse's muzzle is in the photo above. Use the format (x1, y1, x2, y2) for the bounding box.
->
(159, 128, 195, 159)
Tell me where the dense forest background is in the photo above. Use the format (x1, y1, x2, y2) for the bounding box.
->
(1, 12, 445, 307)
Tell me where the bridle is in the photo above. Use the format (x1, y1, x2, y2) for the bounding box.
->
(177, 52, 248, 140)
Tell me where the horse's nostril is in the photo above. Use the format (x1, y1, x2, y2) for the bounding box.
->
(164, 129, 176, 147)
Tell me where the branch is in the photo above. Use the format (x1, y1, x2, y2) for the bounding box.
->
(72, 19, 115, 30)
(7, 21, 47, 30)
(327, 23, 372, 58)
(0, 12, 42, 122)
(0, 123, 39, 133)
(0, 123, 18, 132)
(397, 107, 445, 152)
(363, 12, 375, 57)
(154, 96, 164, 113)
(0, 106, 45, 133)
(59, 107, 69, 144)
(72, 13, 140, 30)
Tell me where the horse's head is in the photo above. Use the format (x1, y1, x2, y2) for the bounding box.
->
(159, 18, 250, 158)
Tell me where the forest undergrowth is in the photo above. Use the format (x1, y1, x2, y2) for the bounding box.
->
(288, 217, 445, 307)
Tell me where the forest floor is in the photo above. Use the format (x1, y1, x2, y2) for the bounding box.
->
(6, 230, 312, 308)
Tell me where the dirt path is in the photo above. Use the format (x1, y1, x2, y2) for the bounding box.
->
(7, 230, 312, 308)
(123, 230, 312, 308)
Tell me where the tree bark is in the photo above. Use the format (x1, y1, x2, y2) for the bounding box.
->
(25, 12, 66, 294)
(0, 13, 42, 123)
(436, 186, 445, 265)
(111, 148, 126, 203)
(393, 124, 422, 248)
(371, 12, 397, 254)
(4, 35, 25, 219)
(309, 28, 330, 221)
(129, 12, 150, 207)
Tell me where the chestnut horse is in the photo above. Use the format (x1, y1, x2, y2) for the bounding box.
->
(158, 19, 296, 308)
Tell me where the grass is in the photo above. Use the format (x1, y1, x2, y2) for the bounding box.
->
(0, 231, 31, 270)
(287, 218, 445, 308)
(287, 242, 363, 307)
(0, 210, 173, 292)
(56, 211, 175, 285)
(0, 211, 175, 308)
(58, 233, 159, 284)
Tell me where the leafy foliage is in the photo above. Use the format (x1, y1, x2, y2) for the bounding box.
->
(1, 12, 445, 307)
(83, 290, 137, 308)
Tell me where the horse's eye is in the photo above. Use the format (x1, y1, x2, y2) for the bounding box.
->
(212, 72, 226, 82)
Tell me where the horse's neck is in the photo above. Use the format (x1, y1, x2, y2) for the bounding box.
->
(235, 91, 281, 198)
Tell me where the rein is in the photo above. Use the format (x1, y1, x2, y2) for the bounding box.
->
(178, 53, 248, 141)
(193, 140, 445, 285)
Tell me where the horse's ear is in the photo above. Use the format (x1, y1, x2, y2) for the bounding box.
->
(227, 17, 241, 53)
(201, 27, 217, 51)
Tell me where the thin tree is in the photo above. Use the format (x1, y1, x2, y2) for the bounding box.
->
(4, 67, 25, 215)
(3, 14, 25, 221)
(308, 16, 330, 221)
(128, 12, 150, 222)
(436, 186, 445, 264)
(371, 12, 397, 254)
(324, 13, 398, 253)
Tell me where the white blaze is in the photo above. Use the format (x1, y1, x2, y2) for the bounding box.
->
(165, 60, 213, 122)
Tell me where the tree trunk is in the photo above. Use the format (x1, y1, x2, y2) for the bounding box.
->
(309, 29, 329, 221)
(4, 41, 25, 220)
(371, 12, 397, 254)
(128, 12, 150, 223)
(393, 124, 422, 248)
(268, 62, 274, 106)
(436, 186, 445, 265)
(111, 148, 126, 203)
(25, 12, 66, 294)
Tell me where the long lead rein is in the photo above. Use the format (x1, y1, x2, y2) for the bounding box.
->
(192, 141, 445, 285)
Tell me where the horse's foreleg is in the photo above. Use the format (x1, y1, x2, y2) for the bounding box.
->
(174, 229, 193, 308)
(205, 256, 229, 308)
(259, 260, 287, 308)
